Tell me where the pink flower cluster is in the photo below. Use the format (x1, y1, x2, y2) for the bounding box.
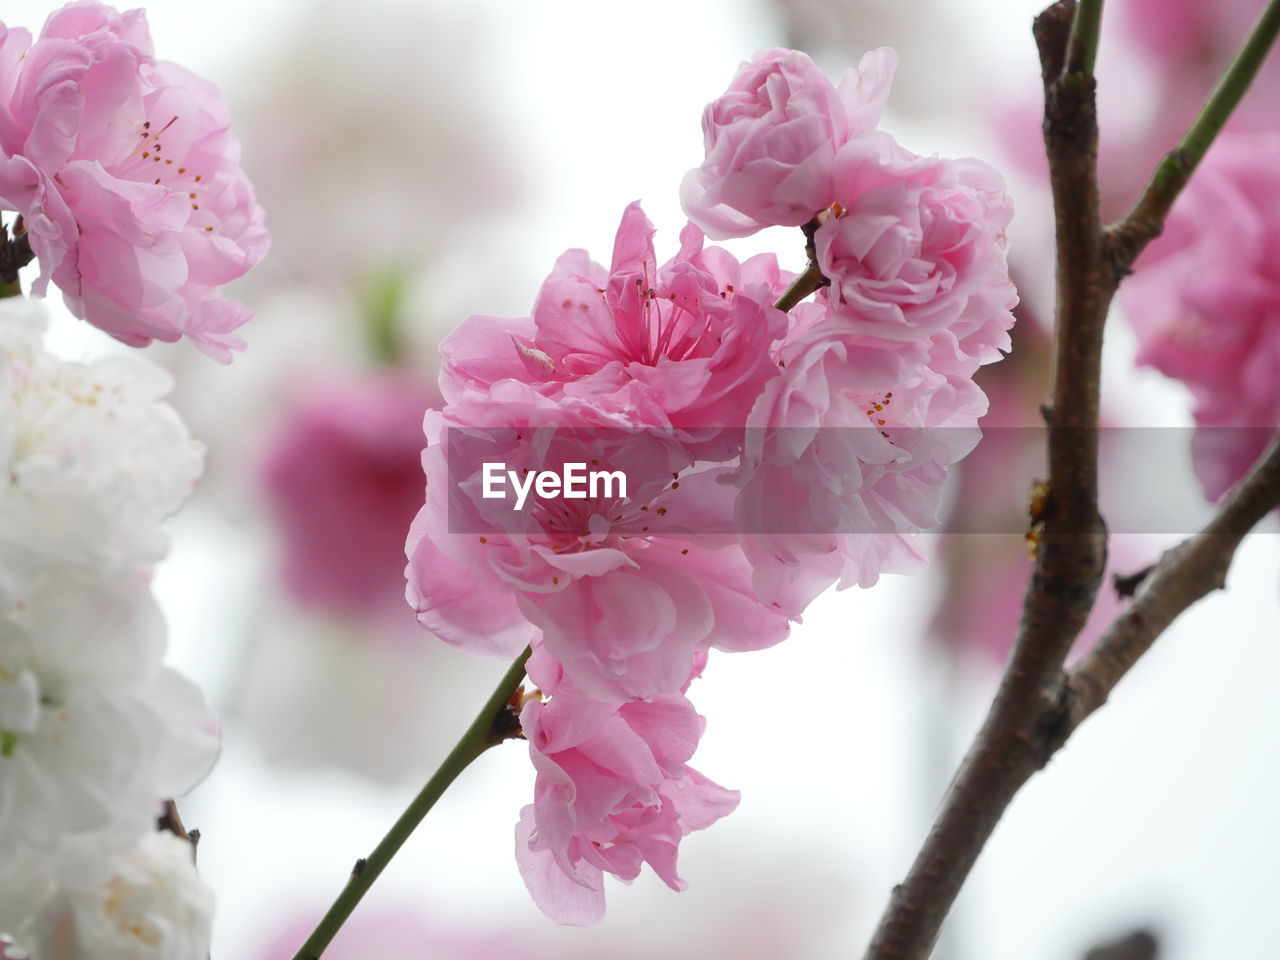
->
(514, 649, 738, 925)
(1121, 130, 1280, 502)
(406, 48, 1016, 923)
(0, 1, 268, 361)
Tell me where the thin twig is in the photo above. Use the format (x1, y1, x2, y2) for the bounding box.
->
(774, 217, 830, 312)
(1112, 563, 1155, 599)
(157, 799, 200, 862)
(773, 260, 828, 312)
(0, 226, 33, 296)
(1069, 433, 1280, 721)
(292, 648, 532, 960)
(1063, 0, 1105, 77)
(1106, 0, 1280, 272)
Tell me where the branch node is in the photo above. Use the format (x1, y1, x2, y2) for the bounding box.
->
(1112, 564, 1156, 599)
(489, 703, 525, 745)
(0, 226, 34, 286)
(1033, 0, 1078, 85)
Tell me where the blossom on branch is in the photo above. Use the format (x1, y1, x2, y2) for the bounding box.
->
(735, 303, 989, 614)
(0, 1, 268, 360)
(0, 299, 201, 588)
(814, 133, 1015, 353)
(514, 648, 737, 925)
(408, 44, 1017, 923)
(0, 574, 215, 861)
(19, 832, 213, 960)
(681, 47, 896, 239)
(0, 301, 216, 953)
(439, 201, 790, 435)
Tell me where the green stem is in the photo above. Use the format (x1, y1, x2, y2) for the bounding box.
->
(0, 278, 19, 299)
(1109, 0, 1280, 263)
(292, 647, 532, 960)
(1175, 0, 1280, 176)
(773, 261, 827, 313)
(363, 266, 409, 366)
(1063, 0, 1104, 77)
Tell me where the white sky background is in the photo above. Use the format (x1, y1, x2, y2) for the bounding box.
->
(7, 0, 1280, 958)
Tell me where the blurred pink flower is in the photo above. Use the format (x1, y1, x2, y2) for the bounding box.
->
(260, 370, 436, 619)
(1121, 130, 1280, 501)
(930, 534, 1153, 665)
(681, 47, 896, 239)
(0, 1, 268, 360)
(993, 0, 1280, 281)
(1119, 0, 1280, 127)
(515, 647, 737, 925)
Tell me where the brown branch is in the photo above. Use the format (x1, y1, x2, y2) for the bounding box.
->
(1069, 433, 1280, 720)
(1111, 563, 1155, 599)
(858, 0, 1280, 955)
(157, 798, 200, 863)
(0, 225, 34, 295)
(862, 423, 1279, 960)
(861, 6, 1108, 955)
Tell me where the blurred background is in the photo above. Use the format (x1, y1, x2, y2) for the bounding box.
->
(8, 0, 1279, 957)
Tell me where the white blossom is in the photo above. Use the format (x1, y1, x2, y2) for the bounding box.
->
(0, 573, 218, 871)
(4, 832, 214, 960)
(0, 300, 203, 588)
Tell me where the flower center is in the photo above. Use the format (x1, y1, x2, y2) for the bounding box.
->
(114, 116, 217, 234)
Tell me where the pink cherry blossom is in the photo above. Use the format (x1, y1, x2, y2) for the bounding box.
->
(814, 133, 1015, 352)
(514, 647, 737, 925)
(0, 1, 268, 361)
(407, 203, 798, 701)
(439, 202, 789, 437)
(406, 416, 789, 703)
(735, 302, 993, 615)
(1120, 130, 1280, 501)
(681, 47, 897, 240)
(259, 370, 436, 620)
